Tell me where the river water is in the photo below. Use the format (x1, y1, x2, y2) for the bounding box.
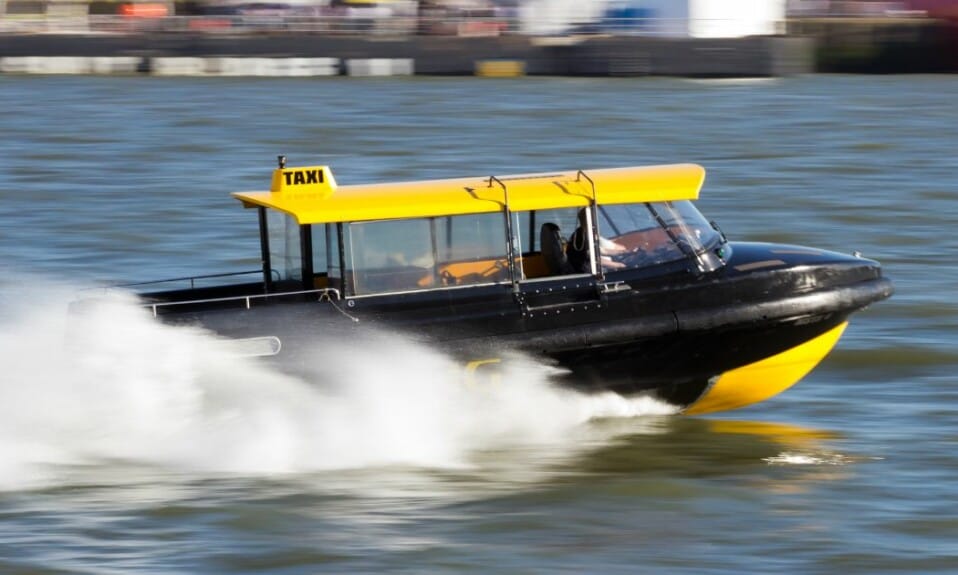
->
(0, 74, 955, 573)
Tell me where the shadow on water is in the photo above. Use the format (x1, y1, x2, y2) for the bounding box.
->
(571, 417, 841, 475)
(498, 417, 855, 501)
(274, 417, 851, 506)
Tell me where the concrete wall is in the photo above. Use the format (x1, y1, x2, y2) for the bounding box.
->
(0, 33, 814, 77)
(558, 35, 812, 77)
(788, 17, 958, 73)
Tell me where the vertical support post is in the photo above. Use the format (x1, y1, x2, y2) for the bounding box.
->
(489, 175, 519, 293)
(336, 222, 349, 296)
(429, 217, 441, 286)
(583, 206, 599, 277)
(258, 206, 273, 293)
(300, 223, 314, 291)
(576, 170, 603, 281)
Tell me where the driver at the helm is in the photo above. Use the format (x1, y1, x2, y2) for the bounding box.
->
(567, 208, 628, 273)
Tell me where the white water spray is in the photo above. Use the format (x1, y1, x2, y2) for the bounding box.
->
(0, 281, 676, 491)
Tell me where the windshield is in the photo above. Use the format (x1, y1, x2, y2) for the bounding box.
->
(596, 201, 725, 271)
(647, 200, 723, 255)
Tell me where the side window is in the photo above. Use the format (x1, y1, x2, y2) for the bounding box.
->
(531, 208, 580, 251)
(520, 207, 581, 279)
(267, 210, 302, 283)
(512, 211, 530, 254)
(343, 213, 513, 295)
(435, 213, 509, 286)
(310, 225, 327, 272)
(346, 218, 436, 295)
(436, 213, 504, 261)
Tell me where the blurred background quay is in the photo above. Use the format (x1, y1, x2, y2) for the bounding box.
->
(1, 0, 957, 76)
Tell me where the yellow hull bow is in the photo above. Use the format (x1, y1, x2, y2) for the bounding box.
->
(685, 322, 849, 415)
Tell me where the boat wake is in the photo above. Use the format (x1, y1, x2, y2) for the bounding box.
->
(0, 280, 677, 491)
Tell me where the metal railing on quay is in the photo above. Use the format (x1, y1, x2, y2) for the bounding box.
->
(2, 14, 507, 36)
(0, 15, 745, 38)
(1, 13, 939, 38)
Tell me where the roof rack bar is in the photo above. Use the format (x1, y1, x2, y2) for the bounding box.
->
(575, 169, 596, 199)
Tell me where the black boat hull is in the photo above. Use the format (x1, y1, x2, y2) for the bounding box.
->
(132, 242, 892, 414)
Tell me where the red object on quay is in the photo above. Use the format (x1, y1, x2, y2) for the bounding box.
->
(118, 3, 169, 18)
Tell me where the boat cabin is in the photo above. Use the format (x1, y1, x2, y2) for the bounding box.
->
(232, 158, 728, 300)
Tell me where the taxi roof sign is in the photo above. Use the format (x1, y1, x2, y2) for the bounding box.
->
(270, 164, 337, 198)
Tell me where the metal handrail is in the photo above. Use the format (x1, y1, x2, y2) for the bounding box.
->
(0, 14, 810, 37)
(144, 286, 341, 317)
(112, 269, 265, 290)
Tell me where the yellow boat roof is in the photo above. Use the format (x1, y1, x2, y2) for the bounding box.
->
(233, 163, 706, 225)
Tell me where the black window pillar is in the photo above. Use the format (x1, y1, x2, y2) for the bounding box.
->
(300, 223, 314, 291)
(258, 207, 273, 293)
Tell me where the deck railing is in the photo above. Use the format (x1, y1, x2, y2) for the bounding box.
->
(143, 287, 342, 318)
(108, 269, 266, 291)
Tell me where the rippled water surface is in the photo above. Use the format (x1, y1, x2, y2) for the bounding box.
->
(0, 75, 956, 573)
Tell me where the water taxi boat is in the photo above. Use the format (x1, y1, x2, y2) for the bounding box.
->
(102, 158, 893, 415)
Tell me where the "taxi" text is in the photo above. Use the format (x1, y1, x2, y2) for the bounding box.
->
(283, 169, 325, 186)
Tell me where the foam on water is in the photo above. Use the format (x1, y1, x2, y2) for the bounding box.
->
(0, 281, 676, 491)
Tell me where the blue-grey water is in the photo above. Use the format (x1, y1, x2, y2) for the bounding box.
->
(0, 74, 956, 573)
